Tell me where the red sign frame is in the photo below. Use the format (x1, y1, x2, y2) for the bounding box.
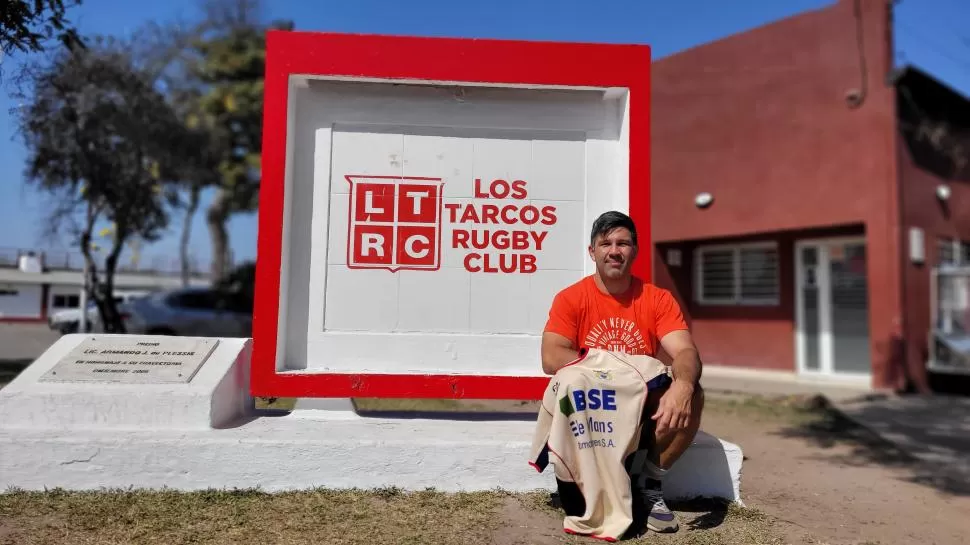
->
(251, 31, 651, 400)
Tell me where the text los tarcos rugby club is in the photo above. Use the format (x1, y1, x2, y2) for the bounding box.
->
(347, 176, 558, 274)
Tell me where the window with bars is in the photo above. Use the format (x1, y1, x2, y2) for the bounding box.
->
(694, 243, 780, 305)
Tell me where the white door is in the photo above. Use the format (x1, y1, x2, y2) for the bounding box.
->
(795, 238, 871, 379)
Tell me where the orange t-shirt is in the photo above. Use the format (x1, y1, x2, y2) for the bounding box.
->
(544, 275, 688, 357)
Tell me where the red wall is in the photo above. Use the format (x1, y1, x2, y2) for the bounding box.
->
(897, 135, 970, 392)
(650, 0, 903, 388)
(654, 226, 864, 371)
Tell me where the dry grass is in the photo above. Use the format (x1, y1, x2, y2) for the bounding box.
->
(0, 487, 513, 545)
(699, 392, 839, 426)
(0, 487, 793, 545)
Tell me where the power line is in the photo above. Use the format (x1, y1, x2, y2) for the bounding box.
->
(895, 20, 970, 77)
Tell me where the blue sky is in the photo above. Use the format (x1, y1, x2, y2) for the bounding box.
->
(1, 0, 968, 271)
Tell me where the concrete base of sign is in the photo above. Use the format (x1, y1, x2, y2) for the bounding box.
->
(0, 420, 742, 501)
(0, 334, 252, 431)
(0, 334, 742, 503)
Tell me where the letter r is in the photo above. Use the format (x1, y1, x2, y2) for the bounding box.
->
(361, 233, 384, 257)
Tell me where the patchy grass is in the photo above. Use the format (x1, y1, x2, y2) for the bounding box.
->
(0, 487, 513, 545)
(701, 393, 839, 427)
(0, 487, 793, 545)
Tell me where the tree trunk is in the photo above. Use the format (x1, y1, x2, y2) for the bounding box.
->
(180, 184, 201, 287)
(78, 204, 106, 334)
(100, 231, 127, 334)
(206, 187, 231, 282)
(79, 225, 100, 334)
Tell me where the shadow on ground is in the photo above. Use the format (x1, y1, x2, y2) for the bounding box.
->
(544, 489, 731, 538)
(928, 371, 970, 396)
(773, 394, 970, 497)
(667, 498, 730, 531)
(0, 359, 31, 388)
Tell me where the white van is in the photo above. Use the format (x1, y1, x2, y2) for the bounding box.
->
(47, 292, 148, 333)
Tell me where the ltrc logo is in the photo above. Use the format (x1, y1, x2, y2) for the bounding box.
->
(345, 175, 444, 272)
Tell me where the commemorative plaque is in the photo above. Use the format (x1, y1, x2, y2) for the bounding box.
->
(39, 336, 219, 384)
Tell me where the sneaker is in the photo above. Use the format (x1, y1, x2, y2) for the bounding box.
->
(638, 478, 679, 533)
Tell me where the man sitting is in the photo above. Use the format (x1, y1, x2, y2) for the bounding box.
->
(540, 210, 705, 534)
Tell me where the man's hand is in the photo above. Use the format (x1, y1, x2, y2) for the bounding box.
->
(652, 380, 695, 436)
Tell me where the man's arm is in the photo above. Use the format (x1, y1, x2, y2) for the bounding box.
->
(540, 332, 581, 375)
(660, 330, 702, 387)
(652, 329, 703, 434)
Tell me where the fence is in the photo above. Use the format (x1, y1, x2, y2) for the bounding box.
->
(0, 247, 214, 278)
(929, 266, 970, 375)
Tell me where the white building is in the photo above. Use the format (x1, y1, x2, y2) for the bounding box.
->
(0, 251, 209, 323)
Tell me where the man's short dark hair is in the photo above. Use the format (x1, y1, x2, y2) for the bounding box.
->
(589, 211, 638, 247)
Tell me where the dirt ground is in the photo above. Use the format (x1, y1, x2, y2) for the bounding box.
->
(674, 394, 970, 545)
(3, 394, 968, 544)
(354, 395, 970, 545)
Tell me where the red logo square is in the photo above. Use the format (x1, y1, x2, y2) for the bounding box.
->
(396, 226, 437, 267)
(353, 183, 395, 223)
(351, 225, 394, 265)
(397, 184, 440, 223)
(346, 176, 444, 272)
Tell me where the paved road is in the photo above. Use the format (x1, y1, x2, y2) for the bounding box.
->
(834, 393, 970, 495)
(0, 323, 61, 364)
(0, 323, 61, 386)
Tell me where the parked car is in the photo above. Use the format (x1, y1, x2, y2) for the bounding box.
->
(48, 293, 146, 334)
(94, 286, 253, 337)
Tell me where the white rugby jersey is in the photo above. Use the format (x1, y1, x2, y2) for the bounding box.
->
(529, 347, 670, 541)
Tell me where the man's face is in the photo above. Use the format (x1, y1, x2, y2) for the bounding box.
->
(588, 227, 638, 280)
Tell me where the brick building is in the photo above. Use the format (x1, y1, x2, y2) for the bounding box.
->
(650, 0, 970, 392)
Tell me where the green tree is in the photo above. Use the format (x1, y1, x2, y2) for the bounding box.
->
(133, 18, 220, 286)
(190, 0, 292, 280)
(13, 37, 186, 332)
(1, 0, 83, 58)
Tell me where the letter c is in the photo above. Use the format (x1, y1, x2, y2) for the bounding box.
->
(405, 235, 430, 258)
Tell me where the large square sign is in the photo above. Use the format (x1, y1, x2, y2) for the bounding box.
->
(252, 31, 651, 399)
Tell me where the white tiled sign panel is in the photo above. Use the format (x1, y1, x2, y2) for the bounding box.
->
(324, 128, 585, 335)
(281, 80, 630, 376)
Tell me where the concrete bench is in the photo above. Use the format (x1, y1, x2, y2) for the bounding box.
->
(0, 334, 742, 502)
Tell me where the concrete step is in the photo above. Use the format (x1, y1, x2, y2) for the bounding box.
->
(0, 333, 742, 503)
(0, 415, 742, 502)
